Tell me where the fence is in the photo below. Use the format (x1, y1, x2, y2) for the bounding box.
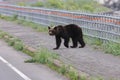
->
(0, 4, 120, 43)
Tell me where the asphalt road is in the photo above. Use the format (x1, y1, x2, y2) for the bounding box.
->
(0, 40, 68, 80)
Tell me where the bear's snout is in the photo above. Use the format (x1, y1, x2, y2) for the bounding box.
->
(49, 31, 55, 35)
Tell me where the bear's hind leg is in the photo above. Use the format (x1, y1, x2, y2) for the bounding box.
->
(70, 38, 78, 48)
(78, 37, 85, 48)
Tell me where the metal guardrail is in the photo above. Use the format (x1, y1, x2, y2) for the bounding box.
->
(0, 4, 120, 43)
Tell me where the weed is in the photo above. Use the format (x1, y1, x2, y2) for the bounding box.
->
(17, 2, 26, 6)
(31, 1, 44, 7)
(90, 76, 104, 80)
(0, 15, 48, 32)
(102, 41, 120, 56)
(0, 31, 7, 38)
(12, 15, 18, 21)
(59, 65, 67, 75)
(79, 74, 87, 80)
(8, 38, 15, 46)
(68, 70, 79, 80)
(15, 19, 25, 24)
(23, 48, 35, 57)
(27, 48, 58, 64)
(30, 0, 110, 13)
(14, 41, 24, 51)
(84, 36, 102, 46)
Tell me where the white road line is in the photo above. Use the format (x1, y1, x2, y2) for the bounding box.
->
(0, 56, 32, 80)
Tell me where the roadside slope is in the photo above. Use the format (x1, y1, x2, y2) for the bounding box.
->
(0, 19, 120, 80)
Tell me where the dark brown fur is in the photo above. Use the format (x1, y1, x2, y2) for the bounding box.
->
(48, 24, 85, 50)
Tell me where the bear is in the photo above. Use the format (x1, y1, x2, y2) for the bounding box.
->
(48, 24, 85, 50)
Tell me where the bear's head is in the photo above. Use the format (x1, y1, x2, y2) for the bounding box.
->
(48, 25, 64, 36)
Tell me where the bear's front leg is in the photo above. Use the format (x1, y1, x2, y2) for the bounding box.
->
(53, 36, 61, 50)
(64, 38, 69, 48)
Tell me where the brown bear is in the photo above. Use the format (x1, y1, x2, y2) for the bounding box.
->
(48, 24, 85, 50)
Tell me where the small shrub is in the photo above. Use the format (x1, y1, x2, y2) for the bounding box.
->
(79, 74, 87, 80)
(30, 0, 110, 13)
(47, 0, 64, 9)
(82, 5, 94, 12)
(16, 19, 25, 24)
(84, 36, 102, 46)
(8, 38, 15, 46)
(102, 41, 120, 55)
(23, 48, 35, 57)
(2, 16, 14, 21)
(30, 48, 58, 64)
(0, 31, 7, 39)
(31, 1, 44, 7)
(12, 15, 18, 21)
(68, 70, 79, 80)
(90, 77, 104, 80)
(59, 65, 67, 75)
(14, 41, 24, 51)
(17, 2, 26, 6)
(0, 14, 5, 19)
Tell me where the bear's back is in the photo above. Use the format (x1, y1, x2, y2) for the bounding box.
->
(64, 24, 82, 36)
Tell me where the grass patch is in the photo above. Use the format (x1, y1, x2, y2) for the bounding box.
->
(84, 36, 102, 46)
(30, 0, 110, 13)
(26, 48, 58, 64)
(84, 35, 120, 56)
(0, 14, 17, 21)
(0, 30, 35, 56)
(15, 20, 47, 32)
(67, 66, 79, 80)
(7, 37, 16, 46)
(13, 41, 24, 51)
(102, 41, 120, 56)
(25, 48, 85, 80)
(0, 30, 8, 38)
(58, 65, 68, 75)
(0, 15, 48, 32)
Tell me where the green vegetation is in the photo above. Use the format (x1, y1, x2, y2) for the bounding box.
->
(26, 48, 58, 64)
(15, 20, 47, 32)
(30, 1, 44, 7)
(0, 30, 7, 38)
(84, 36, 120, 56)
(26, 49, 81, 80)
(17, 2, 26, 6)
(1, 31, 24, 51)
(30, 0, 110, 13)
(13, 41, 24, 51)
(0, 30, 34, 56)
(102, 41, 120, 56)
(0, 15, 48, 32)
(84, 36, 102, 46)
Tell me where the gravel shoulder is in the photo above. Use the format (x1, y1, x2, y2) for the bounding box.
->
(0, 19, 120, 80)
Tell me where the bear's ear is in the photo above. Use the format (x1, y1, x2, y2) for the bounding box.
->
(48, 26, 51, 29)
